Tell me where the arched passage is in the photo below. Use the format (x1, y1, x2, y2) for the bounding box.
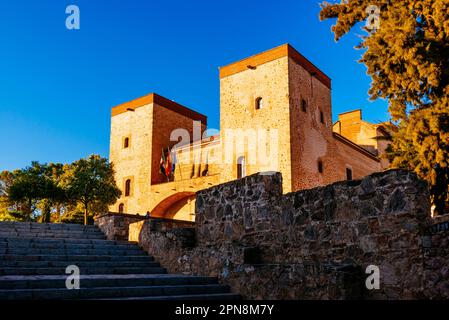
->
(151, 192, 196, 222)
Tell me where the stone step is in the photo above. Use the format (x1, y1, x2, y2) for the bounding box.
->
(0, 228, 102, 234)
(0, 231, 105, 240)
(0, 237, 131, 246)
(0, 241, 138, 251)
(0, 229, 102, 236)
(0, 226, 102, 231)
(0, 222, 99, 230)
(0, 274, 219, 290)
(0, 266, 167, 276)
(0, 254, 154, 263)
(0, 221, 238, 300)
(0, 260, 160, 268)
(105, 293, 241, 301)
(0, 284, 231, 300)
(0, 248, 146, 256)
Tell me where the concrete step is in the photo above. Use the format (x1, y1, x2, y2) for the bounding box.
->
(0, 266, 167, 276)
(0, 274, 219, 290)
(0, 254, 154, 263)
(0, 248, 146, 256)
(0, 260, 160, 268)
(0, 284, 231, 300)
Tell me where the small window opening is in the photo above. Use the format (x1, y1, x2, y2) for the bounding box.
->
(301, 99, 308, 112)
(346, 168, 353, 181)
(320, 111, 324, 124)
(255, 97, 263, 110)
(124, 137, 130, 149)
(118, 204, 124, 213)
(125, 179, 131, 197)
(318, 160, 323, 174)
(237, 156, 246, 179)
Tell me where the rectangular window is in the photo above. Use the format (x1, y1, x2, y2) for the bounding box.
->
(318, 160, 323, 173)
(301, 99, 307, 112)
(346, 168, 353, 181)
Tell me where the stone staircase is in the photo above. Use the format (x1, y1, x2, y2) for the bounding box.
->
(0, 221, 238, 300)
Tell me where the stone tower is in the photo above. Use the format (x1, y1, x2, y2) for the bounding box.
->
(219, 44, 330, 192)
(219, 44, 382, 193)
(109, 93, 206, 214)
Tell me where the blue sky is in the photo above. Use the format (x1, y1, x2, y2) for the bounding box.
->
(0, 0, 389, 171)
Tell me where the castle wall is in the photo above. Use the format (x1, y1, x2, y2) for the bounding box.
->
(288, 56, 337, 190)
(219, 56, 293, 191)
(109, 104, 154, 214)
(108, 44, 390, 222)
(151, 103, 207, 186)
(333, 135, 382, 180)
(120, 170, 449, 300)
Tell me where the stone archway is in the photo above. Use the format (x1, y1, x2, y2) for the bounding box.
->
(150, 192, 196, 222)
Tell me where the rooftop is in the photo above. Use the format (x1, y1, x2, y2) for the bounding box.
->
(111, 93, 208, 125)
(219, 43, 331, 89)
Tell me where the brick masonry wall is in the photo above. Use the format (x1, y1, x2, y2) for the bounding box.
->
(107, 170, 447, 299)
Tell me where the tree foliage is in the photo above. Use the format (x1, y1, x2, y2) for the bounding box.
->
(320, 0, 449, 214)
(63, 155, 121, 225)
(1, 155, 120, 224)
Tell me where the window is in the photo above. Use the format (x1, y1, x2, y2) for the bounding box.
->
(124, 137, 130, 149)
(255, 97, 263, 110)
(118, 204, 124, 213)
(125, 179, 131, 197)
(237, 156, 246, 179)
(320, 111, 324, 124)
(346, 168, 353, 181)
(318, 160, 323, 174)
(301, 99, 307, 112)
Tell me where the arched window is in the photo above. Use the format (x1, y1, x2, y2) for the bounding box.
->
(255, 97, 263, 110)
(125, 179, 131, 197)
(124, 137, 130, 149)
(118, 204, 124, 213)
(237, 156, 246, 179)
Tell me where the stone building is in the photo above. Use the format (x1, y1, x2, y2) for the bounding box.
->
(109, 44, 390, 221)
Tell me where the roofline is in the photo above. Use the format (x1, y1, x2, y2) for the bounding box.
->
(219, 44, 331, 89)
(111, 93, 208, 125)
(337, 109, 362, 117)
(333, 132, 380, 162)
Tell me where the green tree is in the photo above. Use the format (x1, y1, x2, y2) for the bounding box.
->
(7, 162, 65, 222)
(63, 155, 121, 225)
(46, 163, 66, 222)
(320, 0, 449, 215)
(1, 170, 35, 222)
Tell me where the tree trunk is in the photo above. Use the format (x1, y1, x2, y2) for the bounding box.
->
(84, 204, 88, 226)
(41, 200, 51, 223)
(57, 204, 61, 223)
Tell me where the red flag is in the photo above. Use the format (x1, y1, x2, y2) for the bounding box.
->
(165, 149, 172, 176)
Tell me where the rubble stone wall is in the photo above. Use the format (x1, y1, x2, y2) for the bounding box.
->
(104, 170, 448, 299)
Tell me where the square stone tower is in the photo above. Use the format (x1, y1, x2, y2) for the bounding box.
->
(109, 93, 207, 214)
(219, 44, 335, 193)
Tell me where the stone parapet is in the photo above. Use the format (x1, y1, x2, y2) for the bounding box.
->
(98, 170, 448, 299)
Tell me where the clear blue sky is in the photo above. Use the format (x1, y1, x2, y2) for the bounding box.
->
(0, 0, 389, 171)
